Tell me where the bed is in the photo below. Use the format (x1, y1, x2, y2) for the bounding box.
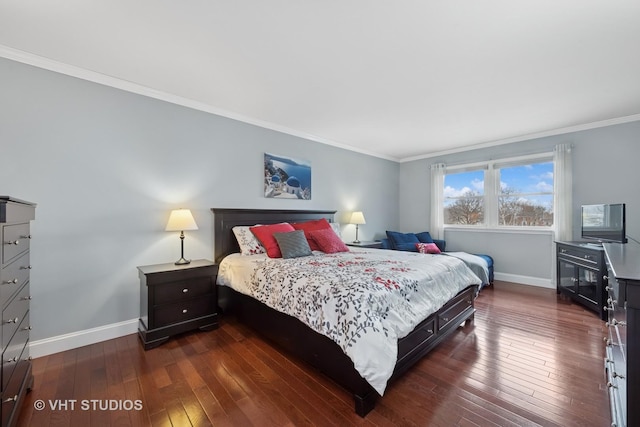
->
(212, 208, 480, 416)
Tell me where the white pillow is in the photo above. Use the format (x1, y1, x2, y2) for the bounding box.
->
(330, 222, 342, 239)
(232, 226, 266, 255)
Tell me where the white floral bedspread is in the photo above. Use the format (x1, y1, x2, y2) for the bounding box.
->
(217, 248, 481, 395)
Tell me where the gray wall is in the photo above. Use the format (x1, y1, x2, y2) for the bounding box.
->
(3, 54, 638, 342)
(0, 58, 399, 341)
(400, 121, 640, 285)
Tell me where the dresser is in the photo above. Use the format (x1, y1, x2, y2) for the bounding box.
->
(603, 242, 640, 427)
(137, 259, 218, 350)
(0, 197, 35, 427)
(556, 241, 607, 319)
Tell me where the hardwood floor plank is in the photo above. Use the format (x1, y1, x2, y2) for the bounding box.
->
(16, 280, 611, 426)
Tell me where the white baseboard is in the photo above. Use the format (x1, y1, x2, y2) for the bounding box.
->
(29, 318, 139, 358)
(494, 272, 554, 289)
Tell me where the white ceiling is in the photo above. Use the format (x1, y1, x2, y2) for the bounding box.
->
(2, 1, 640, 161)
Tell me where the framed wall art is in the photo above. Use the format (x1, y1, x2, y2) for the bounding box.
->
(264, 152, 311, 200)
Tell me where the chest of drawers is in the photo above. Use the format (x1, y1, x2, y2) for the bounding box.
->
(603, 242, 640, 427)
(137, 259, 218, 350)
(0, 197, 35, 427)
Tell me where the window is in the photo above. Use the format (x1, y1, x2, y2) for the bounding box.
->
(498, 162, 553, 226)
(444, 170, 485, 225)
(443, 154, 554, 228)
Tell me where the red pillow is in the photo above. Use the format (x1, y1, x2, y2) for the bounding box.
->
(250, 223, 295, 258)
(416, 242, 441, 254)
(309, 228, 349, 253)
(292, 218, 332, 251)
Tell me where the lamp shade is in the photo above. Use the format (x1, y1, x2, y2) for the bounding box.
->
(350, 211, 366, 225)
(165, 209, 199, 231)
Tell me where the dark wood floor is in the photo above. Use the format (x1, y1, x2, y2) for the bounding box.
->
(17, 281, 611, 426)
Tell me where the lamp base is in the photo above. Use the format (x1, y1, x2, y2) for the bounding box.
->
(353, 240, 361, 244)
(174, 257, 191, 265)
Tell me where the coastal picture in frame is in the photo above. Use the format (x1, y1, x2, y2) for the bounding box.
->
(264, 152, 311, 199)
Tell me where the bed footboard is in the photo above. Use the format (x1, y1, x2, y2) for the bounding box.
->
(218, 284, 477, 417)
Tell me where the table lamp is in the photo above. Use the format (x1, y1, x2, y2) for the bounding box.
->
(166, 208, 198, 265)
(350, 211, 366, 243)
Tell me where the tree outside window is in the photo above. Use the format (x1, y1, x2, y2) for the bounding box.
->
(443, 159, 554, 228)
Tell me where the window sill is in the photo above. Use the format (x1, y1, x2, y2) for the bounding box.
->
(444, 226, 554, 236)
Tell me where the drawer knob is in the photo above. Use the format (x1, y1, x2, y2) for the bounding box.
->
(22, 326, 32, 331)
(2, 279, 18, 285)
(4, 240, 19, 245)
(4, 356, 18, 363)
(20, 265, 32, 270)
(182, 288, 189, 293)
(20, 296, 32, 301)
(427, 329, 433, 334)
(3, 395, 18, 403)
(20, 234, 32, 239)
(182, 309, 188, 314)
(4, 317, 19, 324)
(607, 381, 616, 389)
(613, 372, 625, 379)
(603, 275, 608, 280)
(605, 286, 612, 291)
(442, 317, 449, 322)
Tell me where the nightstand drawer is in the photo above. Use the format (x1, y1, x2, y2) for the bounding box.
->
(153, 295, 214, 328)
(154, 277, 212, 305)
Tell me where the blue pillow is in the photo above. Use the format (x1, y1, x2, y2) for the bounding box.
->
(415, 231, 434, 243)
(385, 231, 419, 249)
(395, 242, 419, 252)
(379, 238, 392, 249)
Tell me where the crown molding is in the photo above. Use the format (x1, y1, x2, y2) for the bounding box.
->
(3, 45, 638, 164)
(399, 113, 640, 163)
(0, 45, 398, 162)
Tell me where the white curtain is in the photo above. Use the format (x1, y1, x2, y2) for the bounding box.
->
(430, 163, 446, 240)
(554, 144, 573, 242)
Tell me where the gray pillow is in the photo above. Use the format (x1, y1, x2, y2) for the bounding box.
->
(273, 230, 312, 259)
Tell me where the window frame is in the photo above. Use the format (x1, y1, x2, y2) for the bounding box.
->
(442, 152, 554, 232)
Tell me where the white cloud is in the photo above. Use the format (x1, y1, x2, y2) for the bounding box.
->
(531, 171, 554, 180)
(444, 185, 472, 198)
(536, 181, 553, 192)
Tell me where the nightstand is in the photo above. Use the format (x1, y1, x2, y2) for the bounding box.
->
(137, 259, 218, 350)
(346, 241, 383, 249)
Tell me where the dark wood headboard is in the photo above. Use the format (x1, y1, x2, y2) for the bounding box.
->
(211, 208, 336, 263)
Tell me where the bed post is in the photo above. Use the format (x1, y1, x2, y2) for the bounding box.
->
(354, 390, 378, 417)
